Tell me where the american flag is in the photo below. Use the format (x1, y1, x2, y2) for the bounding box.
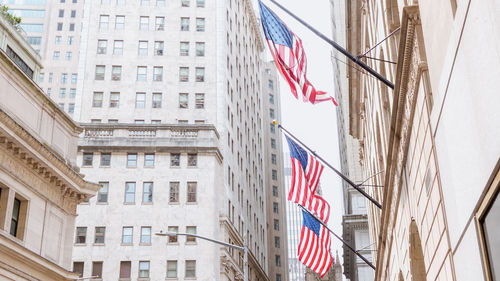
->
(258, 1, 337, 106)
(299, 209, 333, 277)
(286, 135, 331, 223)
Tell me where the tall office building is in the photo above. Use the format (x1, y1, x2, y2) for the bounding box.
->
(329, 0, 373, 280)
(262, 61, 288, 281)
(284, 152, 306, 281)
(4, 0, 85, 116)
(4, 0, 289, 279)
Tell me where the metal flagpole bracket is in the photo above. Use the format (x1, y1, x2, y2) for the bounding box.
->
(298, 205, 376, 270)
(275, 121, 382, 209)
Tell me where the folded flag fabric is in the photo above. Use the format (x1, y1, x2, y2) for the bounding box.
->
(286, 135, 330, 223)
(299, 209, 333, 277)
(258, 1, 337, 106)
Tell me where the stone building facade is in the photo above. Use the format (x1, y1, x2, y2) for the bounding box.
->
(0, 14, 99, 280)
(329, 0, 374, 280)
(343, 1, 500, 281)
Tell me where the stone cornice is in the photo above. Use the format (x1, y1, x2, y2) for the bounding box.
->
(375, 6, 422, 281)
(0, 231, 79, 280)
(0, 109, 101, 206)
(244, 0, 264, 52)
(0, 51, 82, 135)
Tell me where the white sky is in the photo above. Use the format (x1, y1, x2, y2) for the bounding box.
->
(258, 0, 346, 270)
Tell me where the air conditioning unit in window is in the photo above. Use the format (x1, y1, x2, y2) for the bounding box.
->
(97, 48, 106, 54)
(112, 75, 120, 81)
(156, 50, 163, 56)
(157, 24, 164, 31)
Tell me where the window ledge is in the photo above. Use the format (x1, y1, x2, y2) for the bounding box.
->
(96, 202, 108, 205)
(142, 202, 153, 205)
(140, 243, 152, 246)
(168, 202, 180, 205)
(74, 243, 86, 246)
(123, 202, 135, 205)
(186, 202, 197, 205)
(168, 242, 179, 245)
(93, 243, 105, 246)
(120, 243, 133, 246)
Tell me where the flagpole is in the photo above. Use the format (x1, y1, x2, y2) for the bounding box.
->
(266, 0, 395, 90)
(276, 121, 382, 209)
(298, 205, 376, 270)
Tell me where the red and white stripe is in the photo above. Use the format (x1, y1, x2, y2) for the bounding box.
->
(298, 223, 333, 277)
(266, 34, 337, 106)
(288, 157, 330, 223)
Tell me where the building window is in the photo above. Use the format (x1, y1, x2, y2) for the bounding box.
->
(83, 152, 93, 166)
(186, 226, 196, 243)
(100, 153, 111, 166)
(135, 92, 146, 108)
(115, 15, 125, 29)
(169, 182, 179, 202)
(152, 93, 162, 108)
(273, 202, 279, 214)
(127, 153, 137, 167)
(196, 18, 205, 31)
(140, 0, 149, 5)
(73, 262, 84, 277)
(108, 92, 120, 108)
(59, 88, 66, 98)
(71, 10, 76, 17)
(156, 0, 165, 6)
(124, 182, 136, 203)
(111, 66, 121, 81)
(272, 169, 278, 180)
(138, 40, 148, 56)
(270, 108, 275, 119)
(271, 154, 277, 164)
(195, 93, 205, 109)
(99, 15, 109, 29)
(195, 67, 205, 82)
(273, 186, 278, 197)
(95, 65, 105, 80)
(139, 16, 149, 30)
(69, 23, 75, 31)
(61, 73, 68, 84)
(55, 36, 62, 44)
(139, 261, 150, 278)
(179, 67, 189, 82)
(119, 261, 131, 279)
(92, 262, 103, 279)
(68, 36, 74, 45)
(92, 92, 103, 107)
(141, 226, 151, 244)
(53, 51, 60, 60)
(94, 227, 105, 244)
(170, 153, 180, 166)
(153, 66, 163, 81)
(274, 219, 279, 230)
(180, 41, 189, 56)
(154, 41, 164, 56)
(270, 123, 276, 133)
(185, 260, 196, 278)
(275, 236, 280, 248)
(122, 227, 133, 244)
(179, 93, 188, 108)
(167, 261, 177, 278)
(57, 22, 63, 31)
(187, 154, 197, 167)
(70, 88, 76, 98)
(143, 182, 153, 203)
(97, 39, 107, 54)
(181, 0, 189, 6)
(97, 182, 109, 203)
(276, 274, 282, 281)
(195, 42, 205, 56)
(275, 255, 281, 267)
(268, 79, 274, 89)
(187, 182, 197, 203)
(113, 40, 123, 55)
(269, 94, 274, 104)
(168, 226, 178, 243)
(271, 138, 276, 149)
(144, 153, 155, 167)
(75, 227, 87, 244)
(137, 67, 147, 81)
(155, 16, 165, 30)
(196, 0, 204, 7)
(180, 17, 189, 31)
(68, 103, 75, 113)
(71, 73, 77, 84)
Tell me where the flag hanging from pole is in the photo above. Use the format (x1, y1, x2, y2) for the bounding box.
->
(258, 1, 337, 106)
(299, 209, 333, 277)
(286, 135, 331, 223)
